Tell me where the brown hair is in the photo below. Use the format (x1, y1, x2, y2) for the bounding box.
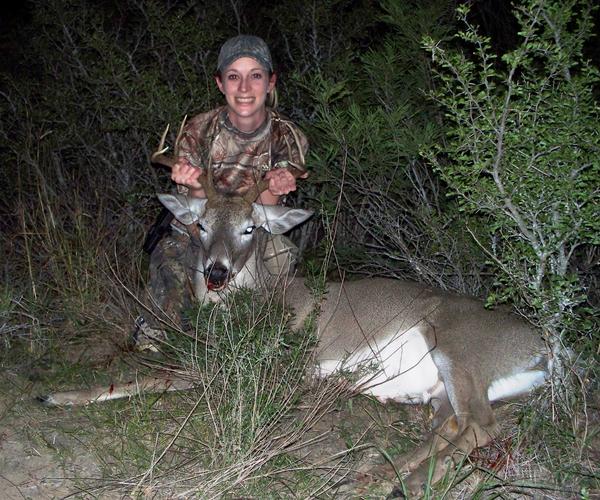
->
(266, 86, 278, 109)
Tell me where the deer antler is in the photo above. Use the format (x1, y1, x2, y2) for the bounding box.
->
(151, 116, 188, 169)
(150, 116, 216, 200)
(243, 174, 270, 203)
(196, 159, 217, 200)
(152, 117, 304, 203)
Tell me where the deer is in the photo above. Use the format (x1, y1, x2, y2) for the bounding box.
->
(38, 123, 550, 497)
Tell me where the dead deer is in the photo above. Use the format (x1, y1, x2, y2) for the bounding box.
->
(38, 124, 549, 496)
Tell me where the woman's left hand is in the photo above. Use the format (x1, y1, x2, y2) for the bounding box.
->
(265, 168, 298, 196)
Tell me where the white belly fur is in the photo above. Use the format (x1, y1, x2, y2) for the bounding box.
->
(316, 328, 547, 404)
(316, 327, 440, 404)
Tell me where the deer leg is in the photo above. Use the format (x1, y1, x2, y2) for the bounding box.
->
(353, 409, 496, 499)
(138, 233, 194, 352)
(354, 386, 457, 490)
(38, 374, 194, 406)
(398, 364, 499, 496)
(400, 418, 497, 497)
(353, 361, 501, 498)
(396, 385, 458, 473)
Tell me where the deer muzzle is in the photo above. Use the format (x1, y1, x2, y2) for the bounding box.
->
(204, 263, 231, 292)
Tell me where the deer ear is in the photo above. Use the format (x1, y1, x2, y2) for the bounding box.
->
(253, 205, 313, 234)
(157, 194, 207, 225)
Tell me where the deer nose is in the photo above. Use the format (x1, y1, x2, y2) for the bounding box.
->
(205, 263, 230, 291)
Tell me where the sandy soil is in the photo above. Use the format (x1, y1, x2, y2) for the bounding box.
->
(0, 371, 114, 500)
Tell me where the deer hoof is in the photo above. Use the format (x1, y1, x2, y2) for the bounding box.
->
(132, 316, 167, 352)
(36, 394, 65, 406)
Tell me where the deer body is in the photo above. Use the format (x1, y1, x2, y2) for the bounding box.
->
(287, 278, 547, 407)
(39, 139, 549, 494)
(291, 276, 546, 495)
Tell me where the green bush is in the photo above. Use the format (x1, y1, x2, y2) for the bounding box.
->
(423, 0, 599, 378)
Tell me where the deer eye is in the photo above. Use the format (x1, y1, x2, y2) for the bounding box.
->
(243, 225, 256, 235)
(197, 222, 206, 233)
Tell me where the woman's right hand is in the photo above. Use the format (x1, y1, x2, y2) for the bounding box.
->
(171, 158, 203, 189)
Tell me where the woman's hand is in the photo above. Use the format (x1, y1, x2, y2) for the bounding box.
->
(172, 158, 203, 190)
(265, 168, 301, 196)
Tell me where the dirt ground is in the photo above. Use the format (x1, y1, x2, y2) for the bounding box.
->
(1, 350, 597, 499)
(0, 373, 390, 500)
(0, 362, 415, 499)
(0, 372, 103, 499)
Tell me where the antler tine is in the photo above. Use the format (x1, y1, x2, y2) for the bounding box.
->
(151, 124, 176, 168)
(173, 115, 187, 157)
(199, 154, 217, 200)
(150, 115, 188, 169)
(156, 115, 218, 200)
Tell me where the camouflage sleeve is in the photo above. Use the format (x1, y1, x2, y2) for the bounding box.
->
(176, 108, 222, 168)
(271, 116, 309, 176)
(169, 108, 221, 195)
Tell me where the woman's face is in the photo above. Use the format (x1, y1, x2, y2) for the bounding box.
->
(216, 56, 276, 133)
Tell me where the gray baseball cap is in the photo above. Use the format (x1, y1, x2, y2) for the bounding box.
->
(217, 35, 273, 74)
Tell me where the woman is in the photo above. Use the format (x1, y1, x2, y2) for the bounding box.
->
(145, 35, 308, 335)
(173, 35, 308, 203)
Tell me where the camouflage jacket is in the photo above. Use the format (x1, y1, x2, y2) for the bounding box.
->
(176, 106, 308, 196)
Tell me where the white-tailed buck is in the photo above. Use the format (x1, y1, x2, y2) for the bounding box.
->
(39, 127, 549, 496)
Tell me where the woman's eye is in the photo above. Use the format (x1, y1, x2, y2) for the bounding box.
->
(243, 226, 255, 235)
(227, 74, 238, 80)
(252, 72, 263, 80)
